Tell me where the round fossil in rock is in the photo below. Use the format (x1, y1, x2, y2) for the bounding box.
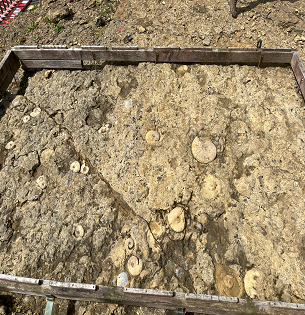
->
(70, 161, 80, 173)
(23, 115, 31, 123)
(117, 271, 128, 287)
(145, 130, 160, 144)
(176, 65, 188, 76)
(30, 107, 41, 118)
(75, 225, 84, 240)
(244, 268, 263, 299)
(127, 256, 143, 276)
(36, 175, 47, 189)
(168, 207, 185, 232)
(5, 141, 15, 150)
(80, 163, 89, 174)
(192, 137, 217, 163)
(124, 238, 134, 250)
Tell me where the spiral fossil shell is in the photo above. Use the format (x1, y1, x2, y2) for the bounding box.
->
(30, 107, 41, 118)
(168, 207, 185, 233)
(145, 130, 160, 143)
(23, 115, 30, 123)
(191, 137, 217, 163)
(74, 225, 84, 240)
(80, 163, 89, 174)
(70, 161, 80, 173)
(36, 175, 47, 189)
(127, 256, 143, 276)
(124, 238, 134, 250)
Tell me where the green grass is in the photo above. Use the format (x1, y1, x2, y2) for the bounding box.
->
(53, 24, 64, 34)
(28, 21, 37, 31)
(43, 16, 52, 23)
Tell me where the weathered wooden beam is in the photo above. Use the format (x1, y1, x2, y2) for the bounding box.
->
(291, 51, 305, 98)
(0, 274, 305, 314)
(11, 46, 294, 66)
(21, 59, 83, 70)
(0, 50, 20, 96)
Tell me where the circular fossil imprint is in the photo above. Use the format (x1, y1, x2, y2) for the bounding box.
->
(80, 163, 89, 174)
(70, 161, 80, 173)
(168, 207, 185, 233)
(74, 225, 84, 240)
(124, 238, 134, 250)
(127, 256, 143, 276)
(36, 175, 47, 189)
(191, 137, 217, 163)
(30, 107, 41, 118)
(145, 130, 160, 143)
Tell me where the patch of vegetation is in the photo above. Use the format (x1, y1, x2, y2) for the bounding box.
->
(95, 28, 104, 37)
(29, 4, 38, 12)
(32, 36, 42, 42)
(43, 16, 52, 23)
(28, 21, 37, 31)
(99, 0, 120, 18)
(53, 24, 64, 34)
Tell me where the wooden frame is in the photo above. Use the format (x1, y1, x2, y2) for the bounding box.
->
(0, 45, 305, 100)
(1, 46, 305, 314)
(0, 274, 305, 314)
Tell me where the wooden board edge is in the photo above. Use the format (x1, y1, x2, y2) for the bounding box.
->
(291, 51, 305, 99)
(0, 53, 20, 97)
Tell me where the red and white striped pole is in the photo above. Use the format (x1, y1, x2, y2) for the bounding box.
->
(0, 0, 31, 25)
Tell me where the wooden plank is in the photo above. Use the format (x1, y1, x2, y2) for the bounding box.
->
(0, 274, 305, 314)
(260, 51, 293, 64)
(291, 52, 305, 99)
(13, 49, 82, 61)
(10, 46, 296, 66)
(0, 56, 20, 96)
(0, 50, 19, 86)
(21, 59, 83, 70)
(81, 49, 155, 62)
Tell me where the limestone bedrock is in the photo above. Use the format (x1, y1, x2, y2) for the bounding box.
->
(0, 63, 305, 306)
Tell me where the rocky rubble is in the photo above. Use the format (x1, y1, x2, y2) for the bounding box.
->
(0, 60, 305, 314)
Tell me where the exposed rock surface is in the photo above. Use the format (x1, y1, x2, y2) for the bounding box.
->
(0, 62, 305, 314)
(0, 0, 305, 314)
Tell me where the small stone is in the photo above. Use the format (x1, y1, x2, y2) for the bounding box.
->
(176, 65, 188, 76)
(23, 115, 31, 123)
(168, 207, 185, 232)
(125, 100, 132, 108)
(75, 225, 84, 239)
(117, 271, 128, 286)
(98, 124, 110, 134)
(145, 130, 160, 143)
(30, 107, 41, 117)
(80, 163, 89, 174)
(5, 141, 15, 150)
(127, 256, 143, 276)
(12, 98, 20, 107)
(45, 70, 54, 78)
(138, 26, 145, 33)
(124, 238, 134, 250)
(70, 161, 80, 173)
(192, 137, 217, 163)
(36, 175, 47, 189)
